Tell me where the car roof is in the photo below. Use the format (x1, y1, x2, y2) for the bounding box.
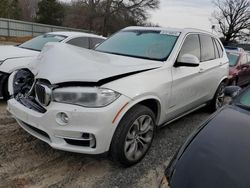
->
(122, 26, 217, 37)
(46, 31, 106, 39)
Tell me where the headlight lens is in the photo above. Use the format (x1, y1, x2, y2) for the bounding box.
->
(53, 87, 120, 107)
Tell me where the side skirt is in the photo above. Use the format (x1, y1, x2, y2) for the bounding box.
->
(158, 103, 207, 128)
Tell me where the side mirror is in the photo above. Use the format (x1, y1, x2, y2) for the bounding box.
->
(224, 86, 242, 98)
(175, 54, 200, 67)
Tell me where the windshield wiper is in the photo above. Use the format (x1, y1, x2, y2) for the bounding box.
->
(96, 50, 165, 61)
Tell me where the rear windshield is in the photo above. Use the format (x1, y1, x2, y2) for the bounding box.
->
(96, 30, 179, 61)
(19, 34, 67, 51)
(227, 52, 240, 67)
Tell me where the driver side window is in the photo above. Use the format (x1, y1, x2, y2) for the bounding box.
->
(178, 34, 201, 62)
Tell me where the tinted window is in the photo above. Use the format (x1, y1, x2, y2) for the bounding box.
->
(19, 34, 66, 51)
(215, 39, 223, 58)
(90, 38, 105, 49)
(227, 52, 240, 67)
(67, 37, 89, 49)
(96, 30, 179, 61)
(200, 35, 216, 62)
(178, 34, 200, 61)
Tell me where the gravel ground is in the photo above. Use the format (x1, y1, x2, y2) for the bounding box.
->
(0, 100, 211, 188)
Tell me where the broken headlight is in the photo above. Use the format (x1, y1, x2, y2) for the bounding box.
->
(53, 87, 120, 107)
(10, 69, 35, 97)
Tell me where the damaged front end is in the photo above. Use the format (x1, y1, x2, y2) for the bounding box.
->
(9, 69, 47, 113)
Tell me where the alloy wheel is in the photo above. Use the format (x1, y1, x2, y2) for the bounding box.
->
(124, 115, 154, 162)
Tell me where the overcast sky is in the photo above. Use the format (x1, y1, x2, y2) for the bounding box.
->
(149, 0, 215, 32)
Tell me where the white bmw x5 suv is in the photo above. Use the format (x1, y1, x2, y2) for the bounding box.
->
(8, 27, 229, 166)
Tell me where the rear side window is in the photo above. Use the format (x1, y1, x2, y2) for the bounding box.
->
(178, 34, 200, 61)
(213, 39, 219, 59)
(67, 37, 89, 49)
(200, 35, 215, 62)
(215, 39, 223, 58)
(90, 37, 105, 49)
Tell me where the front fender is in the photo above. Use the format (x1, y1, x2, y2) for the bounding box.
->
(0, 56, 37, 74)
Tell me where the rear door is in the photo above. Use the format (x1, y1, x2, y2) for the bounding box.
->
(198, 35, 225, 99)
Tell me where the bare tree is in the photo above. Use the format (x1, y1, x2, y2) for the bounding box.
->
(212, 0, 250, 44)
(64, 0, 159, 36)
(101, 0, 159, 36)
(18, 0, 39, 21)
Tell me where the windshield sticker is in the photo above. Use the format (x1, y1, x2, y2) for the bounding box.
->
(160, 31, 180, 36)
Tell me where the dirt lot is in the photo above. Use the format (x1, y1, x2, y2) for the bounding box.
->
(0, 100, 211, 188)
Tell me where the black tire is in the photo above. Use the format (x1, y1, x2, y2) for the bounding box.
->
(208, 82, 226, 112)
(110, 105, 156, 166)
(2, 79, 10, 101)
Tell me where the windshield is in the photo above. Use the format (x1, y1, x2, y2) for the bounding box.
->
(95, 30, 179, 61)
(227, 52, 240, 67)
(19, 34, 67, 51)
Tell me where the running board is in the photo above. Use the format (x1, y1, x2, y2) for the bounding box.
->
(159, 103, 207, 128)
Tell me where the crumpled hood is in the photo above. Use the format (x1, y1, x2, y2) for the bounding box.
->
(0, 45, 38, 61)
(35, 43, 163, 84)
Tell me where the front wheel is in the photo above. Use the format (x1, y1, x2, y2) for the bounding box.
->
(2, 79, 10, 100)
(110, 105, 156, 166)
(208, 82, 226, 112)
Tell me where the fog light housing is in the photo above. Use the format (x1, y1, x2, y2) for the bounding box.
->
(56, 112, 69, 125)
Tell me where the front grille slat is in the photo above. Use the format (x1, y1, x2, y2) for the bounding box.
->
(35, 84, 46, 104)
(35, 83, 52, 106)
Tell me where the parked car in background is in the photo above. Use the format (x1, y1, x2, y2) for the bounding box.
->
(161, 85, 250, 188)
(224, 46, 244, 52)
(8, 26, 228, 166)
(0, 31, 105, 99)
(226, 49, 250, 86)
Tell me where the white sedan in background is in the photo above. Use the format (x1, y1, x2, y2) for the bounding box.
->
(0, 31, 105, 99)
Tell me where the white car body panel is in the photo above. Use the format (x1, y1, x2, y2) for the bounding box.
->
(0, 32, 105, 74)
(0, 45, 38, 62)
(8, 26, 229, 155)
(35, 42, 163, 83)
(0, 56, 37, 73)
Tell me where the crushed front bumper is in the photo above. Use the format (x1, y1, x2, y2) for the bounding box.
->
(7, 96, 130, 155)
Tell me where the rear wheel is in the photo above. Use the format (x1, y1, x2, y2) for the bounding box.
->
(208, 82, 225, 112)
(110, 105, 155, 166)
